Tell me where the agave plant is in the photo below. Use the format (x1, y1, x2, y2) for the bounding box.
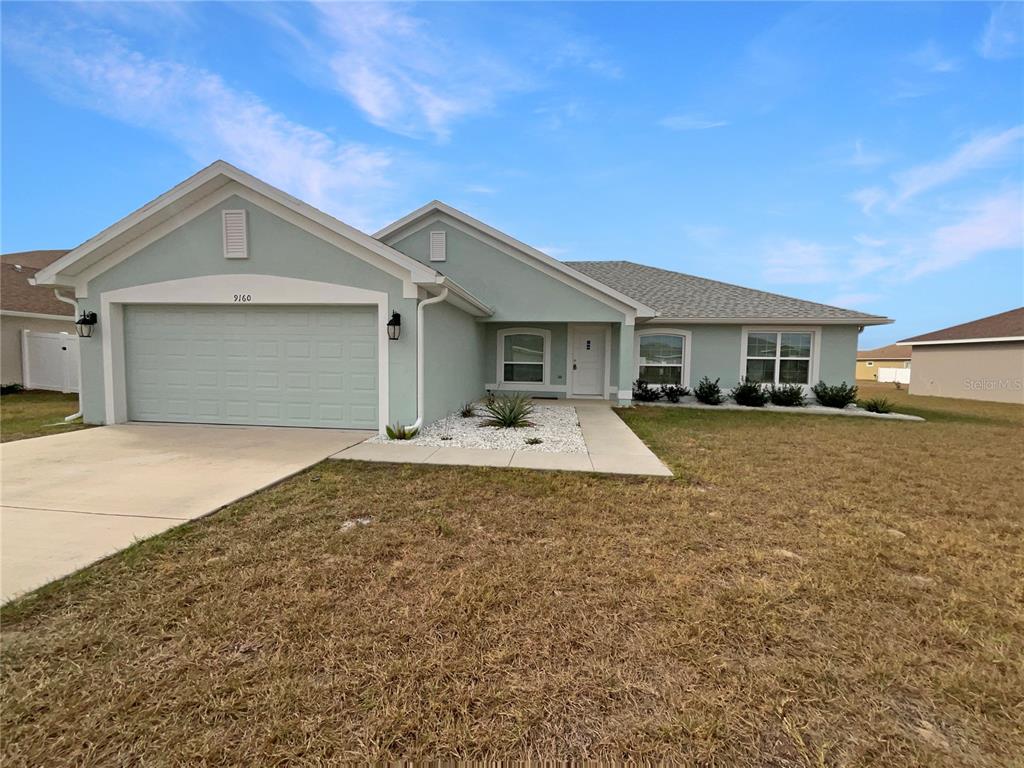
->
(481, 392, 535, 428)
(385, 422, 419, 440)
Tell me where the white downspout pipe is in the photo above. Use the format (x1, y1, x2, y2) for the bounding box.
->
(409, 287, 448, 431)
(52, 289, 83, 422)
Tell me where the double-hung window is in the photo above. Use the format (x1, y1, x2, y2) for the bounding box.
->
(500, 330, 547, 384)
(638, 334, 685, 386)
(744, 330, 813, 385)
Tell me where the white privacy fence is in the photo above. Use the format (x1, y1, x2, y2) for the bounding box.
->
(21, 330, 80, 393)
(877, 367, 911, 385)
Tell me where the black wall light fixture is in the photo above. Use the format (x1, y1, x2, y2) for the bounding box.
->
(386, 311, 401, 341)
(75, 311, 98, 338)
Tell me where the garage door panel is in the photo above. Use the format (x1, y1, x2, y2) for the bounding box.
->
(125, 305, 378, 429)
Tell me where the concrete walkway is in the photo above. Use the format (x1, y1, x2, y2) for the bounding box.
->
(1, 424, 370, 602)
(330, 401, 672, 477)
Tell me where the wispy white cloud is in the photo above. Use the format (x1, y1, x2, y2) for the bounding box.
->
(659, 114, 729, 131)
(843, 139, 888, 169)
(465, 184, 496, 196)
(908, 188, 1023, 278)
(3, 22, 397, 228)
(908, 40, 961, 73)
(851, 187, 886, 215)
(979, 3, 1024, 60)
(761, 239, 836, 284)
(891, 125, 1024, 205)
(313, 3, 529, 142)
(853, 234, 888, 248)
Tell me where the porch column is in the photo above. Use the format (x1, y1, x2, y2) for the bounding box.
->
(617, 322, 634, 405)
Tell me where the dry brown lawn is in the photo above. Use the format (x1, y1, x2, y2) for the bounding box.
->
(2, 385, 1022, 765)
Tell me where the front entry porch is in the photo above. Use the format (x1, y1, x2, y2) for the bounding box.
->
(482, 321, 636, 404)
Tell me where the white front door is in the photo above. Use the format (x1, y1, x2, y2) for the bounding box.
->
(571, 326, 606, 397)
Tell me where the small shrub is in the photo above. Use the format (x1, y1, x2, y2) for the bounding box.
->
(730, 379, 769, 407)
(861, 397, 894, 414)
(524, 436, 543, 445)
(694, 376, 725, 405)
(1, 383, 24, 395)
(768, 383, 806, 407)
(662, 384, 690, 403)
(459, 402, 477, 418)
(482, 392, 535, 428)
(385, 422, 419, 440)
(631, 379, 663, 402)
(811, 381, 858, 408)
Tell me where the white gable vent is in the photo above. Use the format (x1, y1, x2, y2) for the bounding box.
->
(429, 230, 446, 262)
(222, 210, 248, 259)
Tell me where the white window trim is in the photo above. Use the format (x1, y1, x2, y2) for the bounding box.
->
(740, 326, 821, 387)
(98, 274, 391, 434)
(634, 328, 692, 389)
(866, 361, 874, 367)
(496, 327, 551, 387)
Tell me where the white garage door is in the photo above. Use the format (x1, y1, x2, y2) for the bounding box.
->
(124, 305, 378, 429)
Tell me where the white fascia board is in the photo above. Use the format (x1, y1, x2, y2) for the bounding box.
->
(33, 160, 438, 288)
(376, 201, 657, 318)
(432, 276, 493, 317)
(0, 310, 76, 321)
(896, 336, 1024, 346)
(643, 316, 893, 326)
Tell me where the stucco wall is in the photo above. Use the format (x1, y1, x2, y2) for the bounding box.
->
(422, 300, 486, 421)
(390, 220, 626, 323)
(77, 194, 418, 425)
(908, 342, 1024, 404)
(1, 316, 76, 385)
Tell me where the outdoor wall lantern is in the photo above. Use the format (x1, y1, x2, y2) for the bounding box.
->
(75, 311, 98, 338)
(386, 311, 401, 341)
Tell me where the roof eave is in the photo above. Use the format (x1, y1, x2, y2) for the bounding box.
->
(897, 336, 1024, 346)
(643, 315, 893, 326)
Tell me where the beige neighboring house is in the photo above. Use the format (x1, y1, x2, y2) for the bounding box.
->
(1, 249, 74, 386)
(897, 307, 1024, 404)
(856, 344, 911, 381)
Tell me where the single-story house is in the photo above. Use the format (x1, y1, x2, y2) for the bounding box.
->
(856, 344, 911, 381)
(30, 161, 892, 433)
(1, 250, 76, 386)
(897, 307, 1024, 404)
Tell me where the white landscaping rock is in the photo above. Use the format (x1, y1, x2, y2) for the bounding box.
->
(370, 405, 587, 453)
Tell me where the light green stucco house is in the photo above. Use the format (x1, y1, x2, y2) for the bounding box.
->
(33, 161, 892, 434)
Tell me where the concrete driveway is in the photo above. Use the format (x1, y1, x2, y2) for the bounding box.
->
(0, 424, 371, 602)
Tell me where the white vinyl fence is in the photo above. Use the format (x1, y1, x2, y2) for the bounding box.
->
(877, 367, 911, 385)
(21, 330, 80, 393)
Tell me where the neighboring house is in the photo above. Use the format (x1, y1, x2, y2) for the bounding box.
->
(897, 307, 1024, 404)
(856, 344, 912, 381)
(31, 161, 892, 433)
(1, 250, 75, 386)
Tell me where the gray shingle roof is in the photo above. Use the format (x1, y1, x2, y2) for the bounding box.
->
(565, 260, 887, 321)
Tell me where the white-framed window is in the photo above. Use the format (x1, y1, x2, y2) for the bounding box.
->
(497, 328, 550, 385)
(866, 361, 874, 367)
(634, 330, 691, 387)
(741, 328, 817, 385)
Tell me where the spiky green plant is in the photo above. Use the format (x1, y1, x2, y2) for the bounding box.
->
(481, 392, 535, 428)
(385, 422, 419, 440)
(860, 397, 894, 414)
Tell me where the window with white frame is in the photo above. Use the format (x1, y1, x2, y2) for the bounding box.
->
(500, 331, 546, 384)
(638, 334, 685, 385)
(744, 330, 813, 385)
(866, 361, 874, 367)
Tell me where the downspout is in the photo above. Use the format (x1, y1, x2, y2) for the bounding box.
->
(409, 287, 449, 431)
(52, 289, 83, 422)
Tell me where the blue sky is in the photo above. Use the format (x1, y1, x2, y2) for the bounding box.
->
(2, 1, 1022, 346)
